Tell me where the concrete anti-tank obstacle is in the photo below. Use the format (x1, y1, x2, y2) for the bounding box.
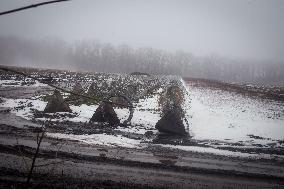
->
(89, 93, 134, 126)
(44, 89, 72, 113)
(66, 82, 85, 104)
(87, 81, 109, 98)
(87, 82, 96, 97)
(89, 101, 120, 126)
(155, 105, 187, 136)
(155, 82, 188, 136)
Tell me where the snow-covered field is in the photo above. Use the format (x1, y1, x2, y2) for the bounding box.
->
(186, 82, 284, 147)
(1, 72, 284, 159)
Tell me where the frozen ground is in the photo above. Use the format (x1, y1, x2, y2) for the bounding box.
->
(1, 74, 283, 159)
(1, 67, 284, 188)
(186, 81, 284, 148)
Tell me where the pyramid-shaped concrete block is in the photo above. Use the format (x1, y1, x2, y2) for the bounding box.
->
(44, 90, 72, 113)
(90, 101, 120, 126)
(155, 107, 187, 136)
(67, 83, 85, 103)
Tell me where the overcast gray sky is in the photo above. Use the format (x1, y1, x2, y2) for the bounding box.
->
(0, 0, 283, 62)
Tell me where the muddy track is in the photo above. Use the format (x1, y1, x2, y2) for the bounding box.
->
(0, 125, 284, 188)
(1, 150, 284, 189)
(0, 167, 160, 189)
(0, 142, 284, 182)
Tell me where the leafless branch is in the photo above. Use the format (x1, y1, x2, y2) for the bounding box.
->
(36, 132, 40, 145)
(25, 127, 45, 189)
(54, 139, 67, 158)
(15, 136, 30, 171)
(0, 0, 70, 16)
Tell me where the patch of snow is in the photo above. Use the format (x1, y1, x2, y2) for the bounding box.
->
(131, 109, 161, 129)
(136, 94, 160, 110)
(180, 79, 192, 130)
(158, 144, 280, 159)
(130, 94, 161, 128)
(0, 79, 47, 87)
(46, 133, 143, 148)
(1, 97, 47, 120)
(0, 80, 21, 86)
(115, 126, 157, 135)
(114, 108, 130, 123)
(29, 80, 48, 87)
(69, 104, 98, 122)
(185, 83, 284, 147)
(0, 97, 98, 123)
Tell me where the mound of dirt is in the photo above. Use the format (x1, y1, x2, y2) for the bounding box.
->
(90, 101, 120, 126)
(44, 90, 72, 113)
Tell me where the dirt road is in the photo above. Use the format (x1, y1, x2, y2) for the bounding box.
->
(1, 151, 284, 188)
(0, 126, 283, 189)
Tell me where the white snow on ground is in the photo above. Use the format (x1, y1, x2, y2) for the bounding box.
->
(115, 94, 161, 129)
(46, 133, 143, 148)
(0, 98, 47, 120)
(179, 79, 192, 129)
(32, 104, 99, 123)
(0, 79, 47, 87)
(69, 104, 98, 122)
(115, 126, 157, 135)
(157, 144, 280, 159)
(0, 97, 98, 122)
(184, 82, 284, 146)
(114, 108, 130, 123)
(0, 93, 161, 126)
(1, 77, 284, 159)
(131, 110, 161, 129)
(113, 94, 161, 134)
(136, 93, 160, 110)
(0, 80, 21, 86)
(30, 80, 48, 87)
(133, 94, 161, 126)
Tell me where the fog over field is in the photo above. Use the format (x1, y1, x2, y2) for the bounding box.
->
(0, 0, 283, 85)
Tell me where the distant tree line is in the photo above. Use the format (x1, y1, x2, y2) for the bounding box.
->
(0, 36, 283, 85)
